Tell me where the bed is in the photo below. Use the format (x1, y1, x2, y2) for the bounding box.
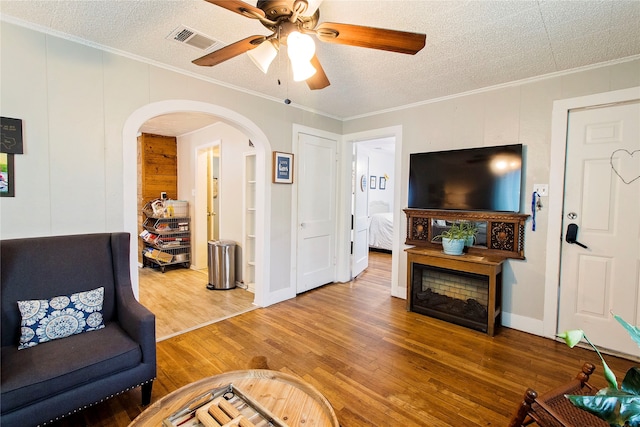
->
(368, 201, 394, 251)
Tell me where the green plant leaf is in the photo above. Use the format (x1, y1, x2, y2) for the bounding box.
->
(622, 367, 640, 395)
(558, 329, 584, 348)
(566, 394, 640, 426)
(618, 395, 640, 427)
(561, 316, 640, 426)
(614, 314, 640, 348)
(601, 358, 619, 391)
(566, 394, 619, 423)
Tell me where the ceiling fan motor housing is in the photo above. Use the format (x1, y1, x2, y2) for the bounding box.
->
(257, 0, 319, 33)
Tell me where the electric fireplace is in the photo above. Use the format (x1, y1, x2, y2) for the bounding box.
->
(406, 247, 505, 336)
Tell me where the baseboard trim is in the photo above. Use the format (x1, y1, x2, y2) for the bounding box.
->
(501, 311, 545, 336)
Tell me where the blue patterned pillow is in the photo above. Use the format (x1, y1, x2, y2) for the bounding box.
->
(17, 287, 105, 350)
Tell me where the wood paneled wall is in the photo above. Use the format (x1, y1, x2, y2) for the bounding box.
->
(137, 133, 178, 262)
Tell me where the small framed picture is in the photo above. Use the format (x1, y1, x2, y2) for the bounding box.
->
(379, 177, 386, 190)
(370, 176, 376, 189)
(273, 151, 294, 184)
(0, 153, 15, 197)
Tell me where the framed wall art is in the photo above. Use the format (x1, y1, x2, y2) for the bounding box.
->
(370, 176, 376, 189)
(0, 153, 15, 197)
(273, 151, 294, 184)
(379, 177, 386, 190)
(1, 116, 24, 154)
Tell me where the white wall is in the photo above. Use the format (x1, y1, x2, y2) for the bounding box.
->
(0, 22, 342, 306)
(343, 59, 640, 334)
(178, 122, 252, 276)
(366, 148, 395, 211)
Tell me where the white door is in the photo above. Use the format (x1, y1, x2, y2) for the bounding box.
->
(297, 132, 338, 293)
(558, 101, 640, 357)
(208, 149, 219, 241)
(351, 144, 369, 278)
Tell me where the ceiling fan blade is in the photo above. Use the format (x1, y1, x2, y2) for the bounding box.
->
(203, 0, 266, 19)
(316, 22, 426, 55)
(193, 35, 265, 67)
(306, 54, 330, 90)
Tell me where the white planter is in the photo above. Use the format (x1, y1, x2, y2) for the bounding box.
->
(442, 238, 465, 255)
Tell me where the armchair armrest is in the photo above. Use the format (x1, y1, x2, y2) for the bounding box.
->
(116, 285, 156, 365)
(111, 233, 156, 366)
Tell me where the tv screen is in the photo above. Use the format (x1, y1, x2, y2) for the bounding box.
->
(408, 144, 523, 212)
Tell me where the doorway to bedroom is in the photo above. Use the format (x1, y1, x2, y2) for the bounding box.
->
(352, 137, 396, 280)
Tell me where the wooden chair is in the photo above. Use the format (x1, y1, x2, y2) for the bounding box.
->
(508, 362, 608, 427)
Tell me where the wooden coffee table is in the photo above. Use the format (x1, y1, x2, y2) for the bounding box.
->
(129, 370, 339, 427)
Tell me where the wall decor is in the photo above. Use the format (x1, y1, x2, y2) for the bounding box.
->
(379, 176, 386, 190)
(370, 176, 376, 189)
(0, 117, 24, 154)
(0, 153, 15, 197)
(273, 151, 294, 184)
(360, 175, 367, 192)
(610, 148, 640, 184)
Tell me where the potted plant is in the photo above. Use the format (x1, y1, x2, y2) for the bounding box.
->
(461, 222, 478, 247)
(434, 222, 466, 255)
(558, 315, 640, 427)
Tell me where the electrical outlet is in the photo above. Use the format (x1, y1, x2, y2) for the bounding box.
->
(533, 184, 548, 197)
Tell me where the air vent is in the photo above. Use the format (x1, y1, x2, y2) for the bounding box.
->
(167, 26, 221, 51)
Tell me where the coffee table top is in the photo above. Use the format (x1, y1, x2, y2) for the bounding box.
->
(129, 369, 339, 427)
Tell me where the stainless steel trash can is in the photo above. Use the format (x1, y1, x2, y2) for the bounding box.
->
(207, 240, 236, 290)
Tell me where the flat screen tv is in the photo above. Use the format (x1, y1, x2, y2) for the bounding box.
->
(408, 144, 523, 212)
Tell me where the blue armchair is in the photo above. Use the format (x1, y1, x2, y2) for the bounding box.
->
(1, 233, 156, 427)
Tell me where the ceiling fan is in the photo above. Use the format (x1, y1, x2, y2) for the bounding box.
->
(193, 0, 426, 90)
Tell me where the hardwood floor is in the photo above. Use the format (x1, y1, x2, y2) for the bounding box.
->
(138, 266, 256, 340)
(50, 251, 635, 426)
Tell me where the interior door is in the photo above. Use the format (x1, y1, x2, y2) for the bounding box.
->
(351, 144, 369, 278)
(558, 101, 640, 357)
(297, 132, 338, 293)
(207, 148, 219, 241)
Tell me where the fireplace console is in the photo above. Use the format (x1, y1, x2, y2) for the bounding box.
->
(406, 247, 506, 336)
(404, 210, 528, 335)
(404, 209, 529, 259)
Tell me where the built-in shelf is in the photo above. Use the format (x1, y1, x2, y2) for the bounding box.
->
(243, 152, 257, 292)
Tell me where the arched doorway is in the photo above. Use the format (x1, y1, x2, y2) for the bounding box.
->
(123, 100, 271, 306)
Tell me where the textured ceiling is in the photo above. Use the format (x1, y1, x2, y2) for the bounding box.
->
(2, 0, 639, 125)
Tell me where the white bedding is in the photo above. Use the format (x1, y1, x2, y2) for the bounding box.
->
(369, 212, 394, 251)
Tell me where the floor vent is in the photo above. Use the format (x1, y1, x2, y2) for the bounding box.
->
(167, 26, 221, 51)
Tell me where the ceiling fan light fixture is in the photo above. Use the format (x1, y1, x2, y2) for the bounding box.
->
(287, 31, 316, 81)
(290, 59, 317, 81)
(287, 31, 315, 62)
(247, 39, 279, 73)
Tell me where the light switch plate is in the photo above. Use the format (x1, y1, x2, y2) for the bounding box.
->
(534, 184, 548, 196)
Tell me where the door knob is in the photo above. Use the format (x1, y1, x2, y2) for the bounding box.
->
(566, 223, 588, 249)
